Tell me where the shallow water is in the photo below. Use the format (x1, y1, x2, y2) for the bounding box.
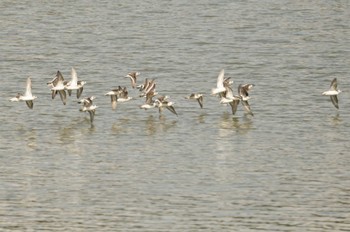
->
(1, 0, 350, 231)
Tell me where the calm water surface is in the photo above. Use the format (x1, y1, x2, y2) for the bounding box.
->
(0, 0, 350, 231)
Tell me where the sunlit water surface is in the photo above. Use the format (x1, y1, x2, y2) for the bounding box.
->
(0, 1, 349, 231)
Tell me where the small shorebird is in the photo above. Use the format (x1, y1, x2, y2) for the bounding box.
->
(220, 86, 241, 115)
(78, 96, 97, 124)
(140, 85, 157, 110)
(65, 67, 86, 98)
(117, 86, 133, 102)
(137, 78, 150, 92)
(238, 83, 255, 101)
(238, 84, 254, 116)
(322, 78, 341, 109)
(138, 78, 157, 97)
(10, 77, 37, 109)
(105, 86, 123, 110)
(125, 72, 140, 89)
(155, 95, 178, 116)
(48, 71, 67, 105)
(223, 77, 233, 88)
(105, 90, 118, 110)
(211, 69, 226, 95)
(185, 93, 204, 109)
(105, 86, 132, 110)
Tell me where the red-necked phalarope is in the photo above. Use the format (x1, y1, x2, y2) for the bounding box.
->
(138, 78, 157, 97)
(48, 71, 67, 105)
(238, 84, 254, 116)
(125, 72, 140, 89)
(322, 78, 341, 109)
(105, 86, 133, 110)
(65, 67, 86, 99)
(185, 93, 204, 109)
(78, 96, 97, 124)
(10, 77, 37, 109)
(155, 95, 178, 116)
(140, 85, 157, 110)
(211, 69, 226, 95)
(220, 86, 241, 115)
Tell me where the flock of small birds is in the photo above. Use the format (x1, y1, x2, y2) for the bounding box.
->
(9, 68, 342, 125)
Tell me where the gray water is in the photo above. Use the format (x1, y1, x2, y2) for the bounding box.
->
(1, 0, 350, 231)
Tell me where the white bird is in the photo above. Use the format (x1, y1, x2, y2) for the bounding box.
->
(65, 67, 86, 98)
(10, 77, 37, 109)
(211, 69, 226, 95)
(125, 72, 140, 89)
(78, 96, 97, 124)
(322, 78, 341, 109)
(137, 78, 152, 91)
(220, 86, 241, 115)
(238, 84, 254, 116)
(238, 83, 253, 101)
(185, 93, 204, 109)
(138, 78, 157, 97)
(49, 71, 67, 105)
(105, 86, 133, 110)
(117, 86, 133, 102)
(105, 88, 121, 110)
(155, 96, 178, 116)
(140, 87, 157, 110)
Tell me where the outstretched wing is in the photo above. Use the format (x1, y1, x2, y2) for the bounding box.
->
(26, 100, 34, 109)
(71, 67, 78, 85)
(58, 90, 67, 105)
(197, 96, 203, 109)
(330, 78, 337, 90)
(241, 100, 254, 116)
(330, 95, 339, 109)
(166, 105, 178, 116)
(216, 69, 225, 88)
(229, 99, 239, 115)
(25, 77, 32, 97)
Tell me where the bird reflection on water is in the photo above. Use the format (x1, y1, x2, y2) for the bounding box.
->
(219, 112, 253, 134)
(331, 113, 342, 126)
(25, 128, 38, 151)
(111, 118, 131, 135)
(143, 115, 178, 135)
(197, 113, 207, 124)
(158, 115, 177, 133)
(145, 115, 157, 135)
